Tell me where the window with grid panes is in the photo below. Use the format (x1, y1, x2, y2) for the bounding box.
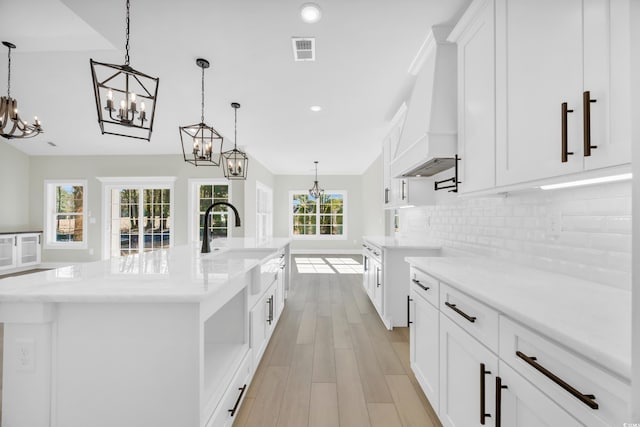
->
(45, 181, 88, 248)
(290, 191, 346, 238)
(198, 183, 230, 240)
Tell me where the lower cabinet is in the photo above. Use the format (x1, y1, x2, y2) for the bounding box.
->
(0, 235, 17, 271)
(497, 361, 581, 427)
(409, 291, 440, 413)
(0, 233, 42, 272)
(371, 258, 383, 313)
(250, 281, 277, 368)
(439, 313, 498, 427)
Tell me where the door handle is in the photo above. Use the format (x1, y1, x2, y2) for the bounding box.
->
(495, 376, 508, 427)
(561, 102, 574, 162)
(407, 295, 413, 326)
(480, 363, 492, 424)
(583, 91, 598, 157)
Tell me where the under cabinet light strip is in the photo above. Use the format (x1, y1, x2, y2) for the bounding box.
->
(539, 173, 632, 190)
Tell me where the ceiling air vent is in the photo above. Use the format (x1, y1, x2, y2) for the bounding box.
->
(292, 37, 316, 61)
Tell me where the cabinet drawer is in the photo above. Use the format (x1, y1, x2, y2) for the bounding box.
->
(439, 283, 499, 352)
(500, 316, 629, 427)
(409, 266, 439, 308)
(206, 350, 252, 427)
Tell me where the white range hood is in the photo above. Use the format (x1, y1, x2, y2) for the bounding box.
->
(390, 25, 457, 178)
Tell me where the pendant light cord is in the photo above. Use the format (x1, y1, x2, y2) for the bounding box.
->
(201, 65, 205, 123)
(125, 0, 131, 65)
(6, 44, 11, 98)
(234, 107, 238, 149)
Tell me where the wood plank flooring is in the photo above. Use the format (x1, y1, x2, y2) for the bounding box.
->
(234, 255, 441, 427)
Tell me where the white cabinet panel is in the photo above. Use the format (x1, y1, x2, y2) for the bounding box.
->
(18, 234, 41, 266)
(439, 313, 498, 427)
(410, 291, 440, 414)
(0, 235, 17, 271)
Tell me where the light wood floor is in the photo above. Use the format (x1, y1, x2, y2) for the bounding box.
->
(234, 255, 442, 427)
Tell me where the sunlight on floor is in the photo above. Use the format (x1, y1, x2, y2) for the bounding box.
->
(294, 257, 363, 274)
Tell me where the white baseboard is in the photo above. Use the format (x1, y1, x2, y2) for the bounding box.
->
(291, 249, 362, 255)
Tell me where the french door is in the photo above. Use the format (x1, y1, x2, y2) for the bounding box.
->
(107, 185, 173, 257)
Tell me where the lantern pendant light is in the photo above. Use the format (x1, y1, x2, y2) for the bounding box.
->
(90, 0, 159, 141)
(309, 161, 323, 198)
(0, 41, 43, 140)
(179, 58, 223, 166)
(222, 102, 249, 180)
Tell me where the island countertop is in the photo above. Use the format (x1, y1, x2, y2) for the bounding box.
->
(405, 256, 631, 380)
(362, 235, 442, 250)
(0, 238, 291, 303)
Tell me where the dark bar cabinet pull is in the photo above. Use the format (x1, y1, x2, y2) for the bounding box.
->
(363, 256, 368, 272)
(376, 268, 381, 287)
(480, 363, 492, 424)
(228, 384, 247, 416)
(407, 295, 413, 325)
(384, 187, 390, 204)
(583, 91, 598, 157)
(267, 296, 273, 325)
(445, 301, 476, 323)
(401, 180, 406, 200)
(516, 350, 598, 409)
(495, 376, 508, 427)
(561, 102, 574, 162)
(411, 278, 430, 292)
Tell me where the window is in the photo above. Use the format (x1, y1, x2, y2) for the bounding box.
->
(289, 191, 346, 239)
(256, 181, 273, 241)
(98, 177, 176, 258)
(45, 180, 88, 249)
(188, 179, 231, 244)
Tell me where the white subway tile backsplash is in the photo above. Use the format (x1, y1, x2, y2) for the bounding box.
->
(397, 181, 631, 289)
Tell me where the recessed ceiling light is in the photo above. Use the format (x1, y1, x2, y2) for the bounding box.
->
(300, 3, 322, 23)
(310, 105, 322, 112)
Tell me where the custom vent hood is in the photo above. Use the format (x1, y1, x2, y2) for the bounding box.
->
(390, 26, 457, 178)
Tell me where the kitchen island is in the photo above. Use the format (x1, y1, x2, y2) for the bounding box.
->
(0, 238, 291, 427)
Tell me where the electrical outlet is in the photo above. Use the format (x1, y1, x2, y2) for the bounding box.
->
(15, 338, 35, 371)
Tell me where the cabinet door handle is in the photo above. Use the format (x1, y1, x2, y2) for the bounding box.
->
(401, 180, 406, 200)
(583, 91, 598, 157)
(228, 384, 247, 417)
(267, 296, 273, 325)
(495, 376, 507, 427)
(516, 350, 598, 409)
(384, 187, 390, 204)
(561, 102, 575, 162)
(407, 295, 413, 325)
(480, 363, 492, 424)
(14, 236, 17, 246)
(445, 301, 476, 323)
(411, 278, 430, 292)
(363, 256, 368, 272)
(376, 268, 380, 287)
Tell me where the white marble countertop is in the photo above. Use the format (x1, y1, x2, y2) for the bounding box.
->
(363, 235, 442, 250)
(405, 256, 631, 380)
(0, 238, 290, 303)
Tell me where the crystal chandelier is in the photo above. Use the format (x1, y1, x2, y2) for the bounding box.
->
(90, 0, 159, 141)
(179, 58, 223, 166)
(309, 161, 323, 198)
(222, 102, 249, 180)
(0, 41, 43, 140)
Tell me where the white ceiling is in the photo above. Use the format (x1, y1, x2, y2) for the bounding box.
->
(0, 0, 470, 175)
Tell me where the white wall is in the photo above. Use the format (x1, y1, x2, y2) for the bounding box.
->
(361, 154, 385, 237)
(273, 174, 363, 253)
(397, 181, 632, 290)
(0, 143, 30, 229)
(28, 154, 244, 263)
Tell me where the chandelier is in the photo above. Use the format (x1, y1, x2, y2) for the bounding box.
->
(222, 102, 249, 180)
(0, 41, 43, 140)
(309, 161, 323, 198)
(90, 0, 159, 141)
(179, 58, 223, 166)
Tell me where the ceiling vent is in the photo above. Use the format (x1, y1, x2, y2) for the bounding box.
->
(292, 37, 316, 61)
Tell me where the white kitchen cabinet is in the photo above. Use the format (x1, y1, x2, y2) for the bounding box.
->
(371, 257, 383, 313)
(0, 235, 17, 271)
(17, 233, 41, 267)
(497, 361, 581, 427)
(448, 0, 496, 193)
(249, 281, 276, 368)
(0, 233, 42, 272)
(439, 312, 498, 427)
(494, 0, 631, 186)
(409, 286, 440, 414)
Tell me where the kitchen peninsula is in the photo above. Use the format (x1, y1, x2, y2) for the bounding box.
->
(0, 238, 291, 427)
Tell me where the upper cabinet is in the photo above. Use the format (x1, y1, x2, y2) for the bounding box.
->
(449, 0, 496, 193)
(494, 0, 631, 186)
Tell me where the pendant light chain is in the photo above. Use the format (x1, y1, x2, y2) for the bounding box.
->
(201, 65, 205, 123)
(6, 44, 11, 97)
(125, 0, 131, 65)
